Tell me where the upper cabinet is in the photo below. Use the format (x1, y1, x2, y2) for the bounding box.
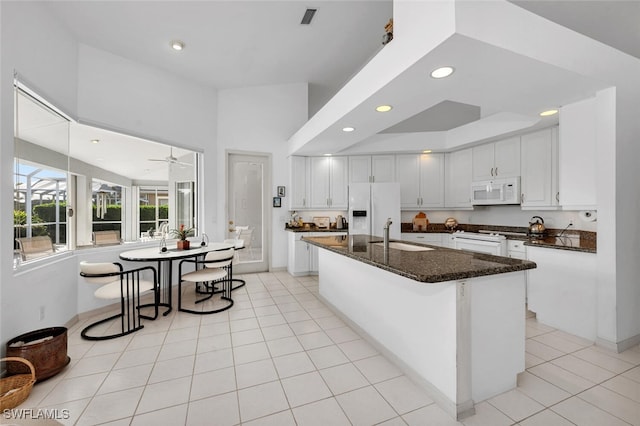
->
(289, 156, 309, 209)
(349, 155, 395, 183)
(309, 156, 349, 209)
(445, 148, 473, 208)
(472, 137, 521, 181)
(396, 153, 444, 209)
(558, 97, 597, 209)
(521, 127, 559, 209)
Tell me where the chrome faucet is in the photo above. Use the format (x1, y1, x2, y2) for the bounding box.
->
(383, 217, 392, 252)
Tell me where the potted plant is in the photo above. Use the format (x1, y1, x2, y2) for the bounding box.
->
(170, 224, 195, 250)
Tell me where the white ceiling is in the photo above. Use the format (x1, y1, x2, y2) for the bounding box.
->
(21, 1, 640, 179)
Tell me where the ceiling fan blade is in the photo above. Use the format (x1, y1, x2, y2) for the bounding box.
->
(147, 158, 167, 162)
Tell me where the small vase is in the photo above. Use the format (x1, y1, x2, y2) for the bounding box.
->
(177, 239, 190, 250)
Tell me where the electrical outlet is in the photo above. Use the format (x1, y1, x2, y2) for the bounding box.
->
(39, 305, 45, 321)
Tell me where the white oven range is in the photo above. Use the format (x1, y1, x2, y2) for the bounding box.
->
(451, 230, 507, 256)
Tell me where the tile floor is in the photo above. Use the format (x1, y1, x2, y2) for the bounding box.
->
(13, 271, 640, 425)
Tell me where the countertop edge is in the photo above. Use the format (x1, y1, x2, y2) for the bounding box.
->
(303, 236, 536, 283)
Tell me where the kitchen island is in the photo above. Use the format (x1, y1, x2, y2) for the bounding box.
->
(303, 234, 536, 420)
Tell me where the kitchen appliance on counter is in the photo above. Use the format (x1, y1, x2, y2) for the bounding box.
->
(348, 183, 401, 239)
(444, 217, 458, 230)
(452, 230, 507, 256)
(528, 216, 547, 238)
(412, 212, 429, 231)
(313, 216, 330, 229)
(471, 177, 520, 205)
(336, 215, 346, 229)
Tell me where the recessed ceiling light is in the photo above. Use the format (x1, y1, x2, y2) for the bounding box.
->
(170, 40, 185, 51)
(375, 105, 393, 112)
(539, 109, 558, 117)
(91, 139, 99, 144)
(323, 153, 332, 156)
(342, 127, 355, 132)
(430, 66, 455, 79)
(422, 150, 432, 154)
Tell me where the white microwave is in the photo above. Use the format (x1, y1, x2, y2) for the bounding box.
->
(471, 177, 521, 205)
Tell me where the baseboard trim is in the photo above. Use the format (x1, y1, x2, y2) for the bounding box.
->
(318, 293, 474, 421)
(597, 333, 640, 353)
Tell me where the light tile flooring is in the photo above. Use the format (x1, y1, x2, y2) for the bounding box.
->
(14, 271, 640, 425)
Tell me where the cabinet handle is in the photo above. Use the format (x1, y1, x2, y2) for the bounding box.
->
(417, 197, 420, 205)
(521, 193, 525, 202)
(495, 167, 498, 176)
(556, 192, 560, 202)
(490, 167, 494, 176)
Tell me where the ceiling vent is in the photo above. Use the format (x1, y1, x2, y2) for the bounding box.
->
(301, 8, 317, 25)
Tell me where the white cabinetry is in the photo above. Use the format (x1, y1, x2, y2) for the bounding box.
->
(309, 156, 348, 209)
(445, 148, 473, 208)
(289, 156, 310, 209)
(401, 233, 442, 246)
(472, 137, 521, 181)
(287, 232, 347, 276)
(527, 246, 597, 341)
(506, 240, 526, 259)
(396, 153, 444, 209)
(559, 97, 597, 209)
(349, 155, 395, 183)
(520, 127, 559, 209)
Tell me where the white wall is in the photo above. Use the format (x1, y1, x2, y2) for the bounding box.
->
(217, 83, 308, 269)
(1, 2, 79, 346)
(76, 43, 219, 235)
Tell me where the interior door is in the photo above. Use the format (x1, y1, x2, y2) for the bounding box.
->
(227, 153, 270, 273)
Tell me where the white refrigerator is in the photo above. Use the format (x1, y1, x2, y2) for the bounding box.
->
(348, 183, 401, 239)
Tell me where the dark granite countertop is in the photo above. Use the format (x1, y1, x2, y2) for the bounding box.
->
(400, 223, 596, 253)
(302, 234, 536, 283)
(285, 225, 348, 233)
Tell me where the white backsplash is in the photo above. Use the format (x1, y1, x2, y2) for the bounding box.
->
(402, 206, 597, 232)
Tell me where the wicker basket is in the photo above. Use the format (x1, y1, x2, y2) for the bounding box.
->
(0, 357, 36, 410)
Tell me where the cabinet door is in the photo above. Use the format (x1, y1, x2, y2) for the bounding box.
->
(494, 137, 521, 177)
(521, 128, 557, 208)
(445, 148, 473, 208)
(287, 234, 310, 276)
(349, 156, 371, 184)
(558, 97, 597, 208)
(329, 156, 349, 209)
(419, 154, 445, 207)
(371, 155, 395, 182)
(396, 155, 421, 209)
(309, 244, 319, 273)
(290, 156, 309, 209)
(472, 143, 495, 181)
(309, 157, 331, 208)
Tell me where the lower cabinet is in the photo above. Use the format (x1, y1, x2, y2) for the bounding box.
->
(526, 246, 597, 341)
(287, 232, 347, 276)
(401, 233, 448, 247)
(507, 240, 526, 259)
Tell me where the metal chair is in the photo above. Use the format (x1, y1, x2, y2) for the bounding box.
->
(79, 261, 157, 340)
(178, 247, 235, 314)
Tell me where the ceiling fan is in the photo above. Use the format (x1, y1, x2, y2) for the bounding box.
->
(147, 146, 190, 166)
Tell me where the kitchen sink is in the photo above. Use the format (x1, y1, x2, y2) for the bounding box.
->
(371, 242, 434, 252)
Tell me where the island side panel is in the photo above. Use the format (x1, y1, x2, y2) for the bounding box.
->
(470, 271, 526, 402)
(318, 249, 459, 408)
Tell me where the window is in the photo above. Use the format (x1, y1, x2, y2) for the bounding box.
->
(13, 80, 200, 266)
(139, 187, 168, 237)
(14, 83, 70, 265)
(92, 180, 122, 235)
